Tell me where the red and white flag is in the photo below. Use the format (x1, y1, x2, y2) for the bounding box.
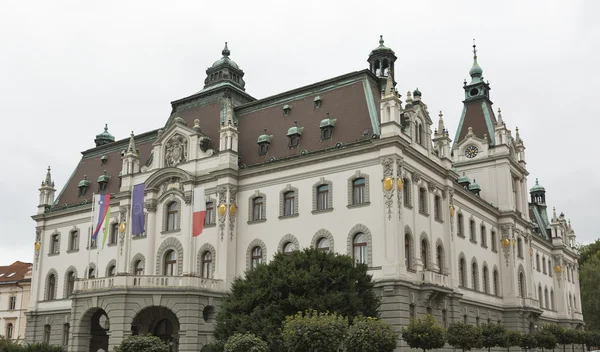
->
(192, 186, 206, 237)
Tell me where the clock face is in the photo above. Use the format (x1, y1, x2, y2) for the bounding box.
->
(99, 314, 109, 330)
(465, 145, 479, 158)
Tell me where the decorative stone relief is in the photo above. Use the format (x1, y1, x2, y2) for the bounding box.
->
(145, 199, 158, 212)
(217, 186, 227, 241)
(184, 190, 192, 205)
(165, 134, 188, 167)
(381, 157, 394, 220)
(500, 224, 513, 267)
(228, 186, 237, 240)
(119, 206, 128, 256)
(34, 228, 42, 269)
(396, 158, 402, 221)
(160, 177, 184, 196)
(413, 172, 422, 184)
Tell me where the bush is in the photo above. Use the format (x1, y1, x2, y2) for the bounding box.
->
(505, 330, 522, 352)
(481, 323, 507, 352)
(447, 322, 482, 352)
(224, 333, 267, 352)
(346, 316, 398, 352)
(281, 310, 348, 352)
(400, 314, 445, 352)
(535, 331, 557, 352)
(0, 337, 62, 352)
(114, 335, 169, 352)
(519, 333, 537, 352)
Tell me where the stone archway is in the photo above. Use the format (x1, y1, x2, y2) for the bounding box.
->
(131, 306, 180, 352)
(73, 307, 110, 352)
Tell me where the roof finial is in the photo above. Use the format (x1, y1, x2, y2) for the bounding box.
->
(469, 39, 483, 80)
(222, 42, 230, 57)
(379, 35, 384, 46)
(437, 111, 445, 136)
(126, 131, 138, 155)
(104, 124, 108, 132)
(535, 178, 539, 185)
(44, 166, 52, 186)
(472, 38, 477, 59)
(515, 126, 521, 143)
(496, 108, 504, 125)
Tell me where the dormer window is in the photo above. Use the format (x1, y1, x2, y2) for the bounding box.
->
(97, 170, 111, 193)
(319, 113, 337, 141)
(257, 129, 273, 156)
(78, 175, 91, 197)
(283, 104, 291, 116)
(313, 96, 322, 109)
(287, 121, 304, 149)
(100, 155, 107, 165)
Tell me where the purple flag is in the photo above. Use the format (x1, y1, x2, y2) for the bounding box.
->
(131, 183, 145, 236)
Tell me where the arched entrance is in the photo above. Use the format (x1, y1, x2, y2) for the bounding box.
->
(131, 306, 180, 351)
(76, 307, 110, 352)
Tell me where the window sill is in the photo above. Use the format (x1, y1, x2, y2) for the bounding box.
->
(491, 249, 498, 253)
(458, 234, 465, 239)
(204, 223, 216, 228)
(132, 235, 147, 240)
(470, 239, 478, 245)
(279, 214, 299, 219)
(419, 211, 429, 217)
(48, 252, 60, 257)
(407, 268, 417, 273)
(248, 219, 267, 224)
(107, 243, 117, 247)
(481, 244, 488, 249)
(160, 230, 181, 236)
(312, 208, 333, 214)
(404, 204, 413, 210)
(66, 249, 79, 254)
(434, 218, 444, 224)
(347, 202, 370, 209)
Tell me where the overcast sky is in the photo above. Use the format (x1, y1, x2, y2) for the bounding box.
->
(0, 1, 598, 265)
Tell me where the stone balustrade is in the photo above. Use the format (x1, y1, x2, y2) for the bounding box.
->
(74, 275, 224, 293)
(420, 270, 449, 287)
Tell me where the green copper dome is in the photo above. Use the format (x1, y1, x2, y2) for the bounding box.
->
(468, 179, 481, 191)
(97, 170, 111, 183)
(78, 175, 91, 188)
(257, 130, 273, 144)
(212, 42, 239, 69)
(458, 172, 471, 184)
(319, 113, 337, 128)
(530, 178, 546, 193)
(287, 123, 304, 136)
(369, 35, 395, 56)
(413, 87, 422, 97)
(94, 124, 115, 147)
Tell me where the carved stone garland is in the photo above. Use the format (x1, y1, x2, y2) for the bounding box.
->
(119, 206, 127, 255)
(34, 228, 42, 269)
(228, 187, 237, 240)
(500, 224, 512, 267)
(217, 186, 227, 241)
(553, 254, 563, 288)
(448, 189, 454, 240)
(381, 158, 394, 221)
(396, 159, 402, 221)
(165, 134, 188, 167)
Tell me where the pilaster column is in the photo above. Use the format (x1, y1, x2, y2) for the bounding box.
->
(381, 156, 400, 277)
(145, 199, 158, 274)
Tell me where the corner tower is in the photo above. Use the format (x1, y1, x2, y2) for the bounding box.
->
(368, 35, 397, 89)
(203, 42, 246, 91)
(453, 42, 497, 148)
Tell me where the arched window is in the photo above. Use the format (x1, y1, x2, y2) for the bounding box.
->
(252, 197, 264, 221)
(317, 237, 330, 253)
(88, 266, 96, 279)
(134, 260, 144, 276)
(538, 285, 543, 308)
(457, 213, 465, 237)
(491, 231, 497, 251)
(436, 244, 444, 273)
(519, 272, 526, 297)
(471, 261, 479, 291)
(352, 178, 366, 205)
(493, 269, 500, 296)
(46, 273, 57, 300)
(283, 242, 295, 255)
(353, 233, 368, 265)
(251, 246, 263, 269)
(6, 323, 13, 339)
(107, 265, 116, 277)
(201, 251, 212, 278)
(550, 289, 555, 310)
(483, 266, 489, 294)
(164, 250, 177, 276)
(63, 323, 70, 347)
(416, 123, 423, 145)
(166, 202, 178, 231)
(66, 271, 76, 298)
(317, 185, 329, 210)
(544, 288, 549, 309)
(283, 191, 295, 216)
(458, 257, 466, 287)
(403, 178, 411, 206)
(421, 238, 429, 270)
(69, 230, 79, 251)
(517, 238, 523, 258)
(405, 234, 413, 269)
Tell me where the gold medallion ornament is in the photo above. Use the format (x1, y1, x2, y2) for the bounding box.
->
(119, 223, 126, 233)
(449, 205, 455, 217)
(397, 178, 403, 191)
(383, 177, 393, 191)
(229, 204, 237, 216)
(555, 265, 562, 273)
(529, 247, 533, 256)
(501, 238, 510, 249)
(218, 204, 227, 217)
(35, 241, 41, 252)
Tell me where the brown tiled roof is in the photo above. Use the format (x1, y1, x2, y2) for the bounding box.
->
(51, 71, 380, 209)
(0, 261, 32, 283)
(455, 99, 497, 144)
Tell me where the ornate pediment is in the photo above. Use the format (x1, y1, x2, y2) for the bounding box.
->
(165, 134, 188, 167)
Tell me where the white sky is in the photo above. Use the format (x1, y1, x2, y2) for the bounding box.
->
(0, 0, 598, 265)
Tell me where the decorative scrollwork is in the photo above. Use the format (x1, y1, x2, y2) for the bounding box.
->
(218, 186, 227, 241)
(228, 187, 237, 240)
(165, 134, 188, 167)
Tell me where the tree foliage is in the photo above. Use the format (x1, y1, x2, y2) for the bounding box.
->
(581, 256, 600, 330)
(447, 322, 482, 352)
(519, 333, 537, 351)
(578, 240, 600, 266)
(346, 316, 398, 352)
(281, 310, 347, 352)
(535, 331, 557, 352)
(213, 248, 379, 350)
(0, 337, 62, 352)
(224, 333, 268, 352)
(481, 323, 507, 352)
(114, 335, 169, 352)
(400, 314, 445, 352)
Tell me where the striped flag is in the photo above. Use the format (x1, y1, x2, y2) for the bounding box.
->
(92, 194, 111, 249)
(192, 187, 206, 237)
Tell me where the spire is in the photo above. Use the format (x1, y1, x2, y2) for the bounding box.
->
(384, 68, 394, 96)
(437, 111, 445, 136)
(44, 166, 53, 186)
(126, 131, 138, 155)
(496, 108, 503, 125)
(515, 126, 522, 143)
(552, 207, 558, 222)
(222, 41, 230, 57)
(469, 39, 483, 82)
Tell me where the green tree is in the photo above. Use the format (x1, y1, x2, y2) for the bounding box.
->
(400, 314, 445, 352)
(578, 240, 600, 265)
(281, 310, 347, 352)
(346, 316, 398, 352)
(519, 333, 537, 352)
(585, 330, 600, 350)
(213, 248, 379, 350)
(505, 330, 522, 352)
(581, 256, 600, 330)
(481, 323, 507, 352)
(114, 335, 169, 352)
(447, 323, 482, 352)
(535, 331, 557, 352)
(542, 324, 570, 352)
(572, 329, 587, 352)
(224, 333, 268, 352)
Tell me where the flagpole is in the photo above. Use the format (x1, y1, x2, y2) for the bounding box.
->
(189, 188, 195, 276)
(87, 193, 95, 279)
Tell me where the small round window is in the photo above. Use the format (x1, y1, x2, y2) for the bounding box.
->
(469, 88, 479, 97)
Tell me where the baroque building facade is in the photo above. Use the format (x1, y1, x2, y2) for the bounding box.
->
(26, 39, 583, 351)
(0, 261, 32, 342)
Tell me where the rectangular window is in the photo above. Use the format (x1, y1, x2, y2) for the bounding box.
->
(409, 304, 416, 319)
(252, 197, 264, 221)
(63, 324, 69, 347)
(110, 223, 119, 244)
(470, 220, 476, 242)
(481, 226, 487, 247)
(491, 231, 497, 251)
(69, 231, 79, 251)
(43, 325, 51, 344)
(284, 192, 295, 216)
(549, 260, 553, 277)
(317, 185, 329, 210)
(418, 188, 427, 214)
(352, 178, 366, 205)
(403, 179, 411, 207)
(51, 235, 59, 254)
(205, 202, 214, 226)
(543, 258, 547, 274)
(8, 296, 16, 310)
(434, 196, 442, 221)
